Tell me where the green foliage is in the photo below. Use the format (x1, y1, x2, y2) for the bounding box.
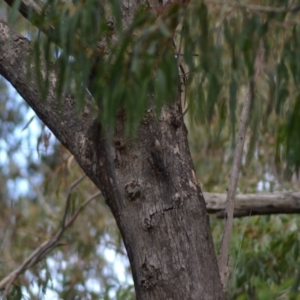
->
(11, 0, 300, 172)
(181, 2, 300, 175)
(90, 10, 179, 133)
(210, 215, 300, 299)
(22, 0, 181, 134)
(7, 285, 22, 300)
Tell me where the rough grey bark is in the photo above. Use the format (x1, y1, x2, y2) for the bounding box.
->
(0, 0, 224, 298)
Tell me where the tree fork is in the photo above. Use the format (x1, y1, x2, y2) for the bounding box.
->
(103, 103, 224, 299)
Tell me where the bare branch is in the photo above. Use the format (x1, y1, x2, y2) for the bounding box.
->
(205, 192, 300, 217)
(218, 81, 252, 288)
(61, 174, 86, 229)
(64, 191, 101, 228)
(205, 0, 300, 14)
(218, 42, 265, 288)
(0, 175, 101, 297)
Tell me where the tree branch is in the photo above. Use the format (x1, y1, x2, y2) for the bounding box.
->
(0, 18, 101, 185)
(204, 192, 300, 217)
(3, 0, 61, 46)
(205, 0, 300, 14)
(0, 176, 101, 297)
(217, 82, 252, 289)
(218, 44, 264, 289)
(3, 0, 105, 66)
(4, 0, 44, 21)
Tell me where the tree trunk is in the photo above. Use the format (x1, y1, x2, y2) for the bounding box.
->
(0, 0, 225, 298)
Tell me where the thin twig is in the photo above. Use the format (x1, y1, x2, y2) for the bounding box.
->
(0, 177, 100, 298)
(218, 44, 264, 289)
(64, 191, 101, 228)
(61, 174, 86, 229)
(218, 81, 253, 288)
